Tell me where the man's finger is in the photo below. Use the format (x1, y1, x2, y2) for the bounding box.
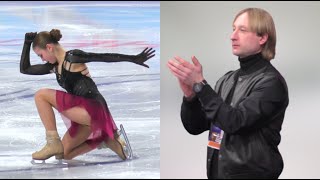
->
(168, 59, 191, 75)
(167, 63, 185, 80)
(171, 70, 185, 80)
(167, 61, 188, 77)
(174, 56, 193, 69)
(191, 56, 201, 67)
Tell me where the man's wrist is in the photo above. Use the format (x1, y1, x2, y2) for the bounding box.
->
(184, 92, 196, 101)
(184, 93, 196, 102)
(194, 77, 205, 84)
(193, 79, 208, 94)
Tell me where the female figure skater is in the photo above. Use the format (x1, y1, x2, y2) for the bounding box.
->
(20, 29, 155, 161)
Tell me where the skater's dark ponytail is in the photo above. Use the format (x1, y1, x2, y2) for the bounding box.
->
(32, 29, 62, 49)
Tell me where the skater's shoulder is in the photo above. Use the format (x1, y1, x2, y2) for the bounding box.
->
(67, 49, 86, 57)
(65, 49, 89, 63)
(67, 49, 86, 56)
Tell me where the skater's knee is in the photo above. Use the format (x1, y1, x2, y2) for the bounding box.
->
(35, 88, 49, 101)
(34, 88, 55, 103)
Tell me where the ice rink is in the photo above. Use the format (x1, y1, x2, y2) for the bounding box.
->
(0, 1, 160, 179)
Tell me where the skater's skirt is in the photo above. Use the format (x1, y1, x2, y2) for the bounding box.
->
(56, 90, 117, 148)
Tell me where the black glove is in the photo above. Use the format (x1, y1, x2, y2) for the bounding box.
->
(24, 32, 37, 45)
(133, 47, 156, 68)
(20, 31, 54, 75)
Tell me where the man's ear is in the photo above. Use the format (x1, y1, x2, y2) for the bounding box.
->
(259, 34, 268, 46)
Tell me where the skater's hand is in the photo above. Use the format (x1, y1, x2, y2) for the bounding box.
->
(24, 32, 37, 45)
(133, 48, 155, 68)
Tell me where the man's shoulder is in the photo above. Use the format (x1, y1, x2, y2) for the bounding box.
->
(218, 70, 238, 82)
(255, 65, 289, 95)
(213, 70, 238, 90)
(223, 70, 235, 77)
(263, 64, 288, 86)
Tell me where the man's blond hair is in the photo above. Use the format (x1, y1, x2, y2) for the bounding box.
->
(234, 8, 276, 61)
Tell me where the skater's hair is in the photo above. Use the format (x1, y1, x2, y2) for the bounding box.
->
(33, 29, 62, 49)
(233, 8, 276, 61)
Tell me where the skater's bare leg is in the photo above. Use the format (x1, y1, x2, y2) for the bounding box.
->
(33, 89, 92, 160)
(60, 107, 92, 159)
(62, 125, 92, 160)
(104, 131, 128, 160)
(34, 88, 58, 131)
(35, 89, 91, 128)
(32, 89, 64, 160)
(64, 142, 93, 160)
(61, 106, 91, 126)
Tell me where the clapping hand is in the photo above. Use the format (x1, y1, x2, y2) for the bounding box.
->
(167, 56, 205, 98)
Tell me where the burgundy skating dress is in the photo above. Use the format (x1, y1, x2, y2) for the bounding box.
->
(54, 50, 121, 148)
(20, 43, 143, 149)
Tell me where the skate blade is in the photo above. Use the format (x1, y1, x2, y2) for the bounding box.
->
(119, 124, 133, 160)
(31, 159, 67, 166)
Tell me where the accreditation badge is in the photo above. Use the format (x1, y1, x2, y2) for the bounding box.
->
(208, 125, 224, 150)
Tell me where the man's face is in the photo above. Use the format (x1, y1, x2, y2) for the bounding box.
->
(231, 12, 266, 58)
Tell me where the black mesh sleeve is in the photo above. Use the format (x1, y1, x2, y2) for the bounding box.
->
(65, 48, 155, 68)
(20, 42, 54, 75)
(66, 49, 135, 63)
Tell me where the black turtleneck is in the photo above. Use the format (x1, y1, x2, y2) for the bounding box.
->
(238, 52, 268, 76)
(226, 52, 269, 105)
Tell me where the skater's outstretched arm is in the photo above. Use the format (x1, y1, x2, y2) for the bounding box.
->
(66, 48, 156, 68)
(20, 32, 55, 75)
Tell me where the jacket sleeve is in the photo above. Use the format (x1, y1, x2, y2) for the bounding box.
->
(66, 49, 137, 64)
(181, 96, 211, 135)
(196, 76, 287, 134)
(20, 42, 54, 75)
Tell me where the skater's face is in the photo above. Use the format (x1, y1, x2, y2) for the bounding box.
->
(33, 44, 57, 64)
(230, 12, 268, 58)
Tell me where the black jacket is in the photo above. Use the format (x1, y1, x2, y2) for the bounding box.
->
(181, 53, 289, 179)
